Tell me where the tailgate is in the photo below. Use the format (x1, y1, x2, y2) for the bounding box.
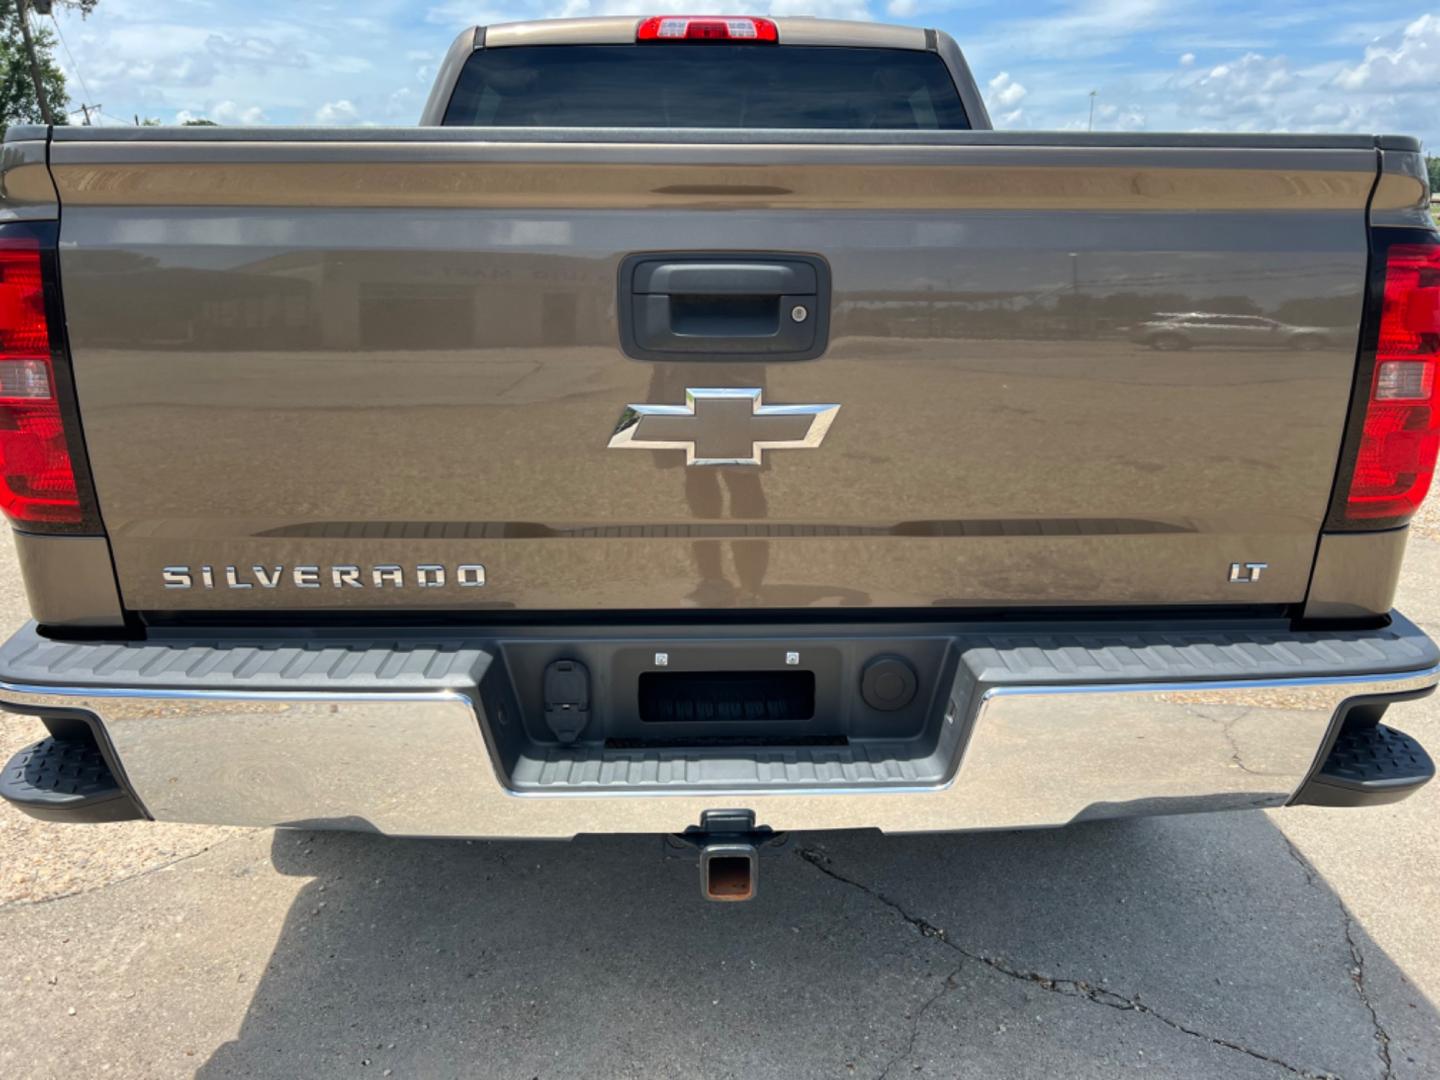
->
(49, 132, 1379, 613)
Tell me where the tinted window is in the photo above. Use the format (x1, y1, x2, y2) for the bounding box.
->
(442, 45, 969, 129)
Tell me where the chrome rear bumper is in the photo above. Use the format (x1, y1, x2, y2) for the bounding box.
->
(1, 618, 1436, 837)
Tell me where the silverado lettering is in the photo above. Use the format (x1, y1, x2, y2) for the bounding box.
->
(160, 564, 487, 589)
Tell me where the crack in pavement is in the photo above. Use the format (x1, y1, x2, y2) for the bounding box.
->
(798, 846, 1339, 1080)
(0, 834, 247, 910)
(1218, 711, 1278, 778)
(1281, 835, 1394, 1080)
(875, 964, 962, 1080)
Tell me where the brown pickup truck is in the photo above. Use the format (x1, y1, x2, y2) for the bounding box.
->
(1, 16, 1436, 900)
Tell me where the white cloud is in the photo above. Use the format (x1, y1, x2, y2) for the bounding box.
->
(1136, 38, 1434, 138)
(985, 72, 1030, 128)
(387, 86, 421, 123)
(1335, 12, 1440, 92)
(1182, 52, 1296, 123)
(207, 32, 310, 70)
(315, 99, 361, 125)
(548, 0, 597, 16)
(967, 0, 1180, 63)
(424, 3, 515, 24)
(1096, 102, 1146, 130)
(211, 101, 268, 125)
(765, 0, 873, 16)
(886, 0, 919, 16)
(986, 71, 1028, 109)
(177, 101, 266, 125)
(964, 3, 1436, 142)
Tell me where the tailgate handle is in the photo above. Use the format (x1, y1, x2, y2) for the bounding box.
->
(620, 254, 829, 361)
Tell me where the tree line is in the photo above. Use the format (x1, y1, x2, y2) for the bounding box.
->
(0, 2, 213, 136)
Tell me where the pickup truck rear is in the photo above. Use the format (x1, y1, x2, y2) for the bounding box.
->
(1, 16, 1437, 900)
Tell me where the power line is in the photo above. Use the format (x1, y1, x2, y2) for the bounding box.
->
(48, 7, 101, 124)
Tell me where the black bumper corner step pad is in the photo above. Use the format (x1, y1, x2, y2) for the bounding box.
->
(1296, 723, 1434, 808)
(0, 735, 143, 823)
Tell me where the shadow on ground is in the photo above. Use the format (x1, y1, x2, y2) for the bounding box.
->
(199, 813, 1435, 1080)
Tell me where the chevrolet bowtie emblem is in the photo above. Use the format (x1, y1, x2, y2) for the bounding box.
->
(607, 388, 840, 467)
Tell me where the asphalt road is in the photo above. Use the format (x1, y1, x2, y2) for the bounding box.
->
(2, 521, 1439, 1079)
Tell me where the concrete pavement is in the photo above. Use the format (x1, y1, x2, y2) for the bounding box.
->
(1, 528, 1438, 1079)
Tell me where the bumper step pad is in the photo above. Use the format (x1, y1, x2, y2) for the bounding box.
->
(1296, 723, 1435, 808)
(0, 735, 143, 823)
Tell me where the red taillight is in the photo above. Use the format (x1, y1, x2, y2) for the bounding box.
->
(636, 15, 778, 42)
(1342, 242, 1440, 523)
(0, 237, 81, 525)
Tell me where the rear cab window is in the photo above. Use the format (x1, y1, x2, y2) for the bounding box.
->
(442, 45, 970, 129)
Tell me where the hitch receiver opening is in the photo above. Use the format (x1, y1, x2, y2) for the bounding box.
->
(701, 844, 758, 902)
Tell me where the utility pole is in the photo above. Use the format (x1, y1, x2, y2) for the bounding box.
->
(77, 103, 100, 125)
(1087, 90, 1097, 133)
(15, 0, 54, 126)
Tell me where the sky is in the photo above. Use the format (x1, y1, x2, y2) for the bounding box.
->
(44, 0, 1440, 148)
